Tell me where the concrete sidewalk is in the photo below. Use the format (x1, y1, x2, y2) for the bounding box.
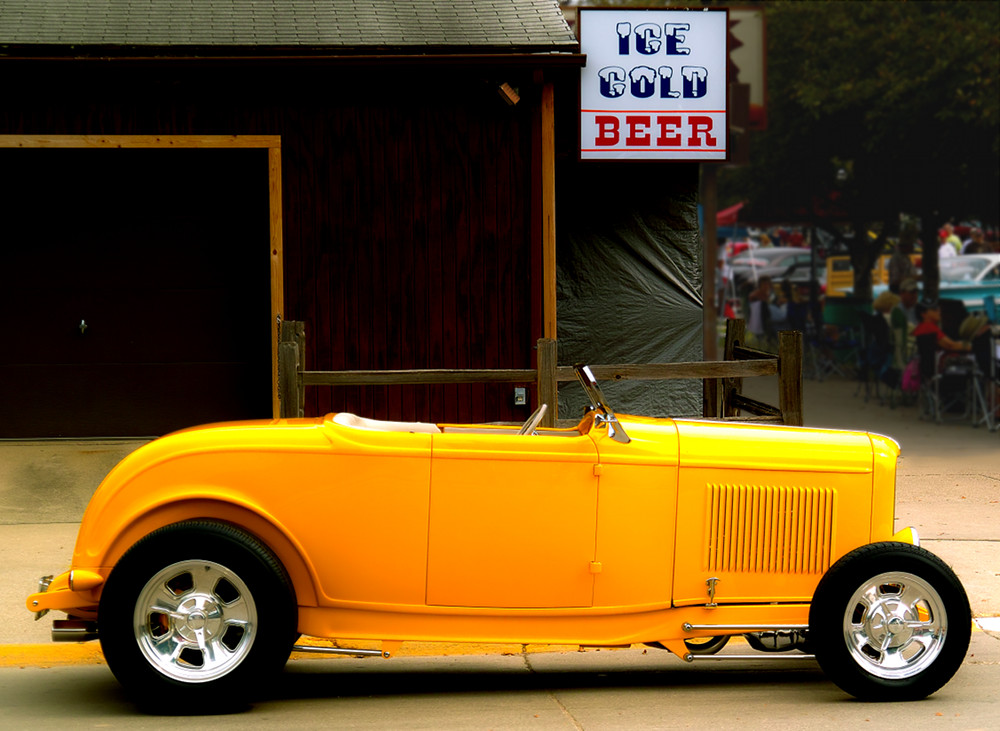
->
(2, 375, 998, 652)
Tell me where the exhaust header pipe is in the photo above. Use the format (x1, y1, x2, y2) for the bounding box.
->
(52, 619, 99, 642)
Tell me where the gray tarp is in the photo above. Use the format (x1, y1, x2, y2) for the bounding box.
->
(556, 163, 704, 419)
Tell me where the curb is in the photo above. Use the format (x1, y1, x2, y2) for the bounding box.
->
(0, 643, 105, 668)
(975, 616, 1000, 633)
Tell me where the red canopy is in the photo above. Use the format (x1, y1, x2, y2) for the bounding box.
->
(716, 201, 745, 225)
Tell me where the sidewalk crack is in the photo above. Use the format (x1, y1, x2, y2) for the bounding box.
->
(522, 648, 586, 730)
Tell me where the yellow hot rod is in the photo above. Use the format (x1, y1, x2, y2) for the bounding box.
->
(28, 366, 970, 708)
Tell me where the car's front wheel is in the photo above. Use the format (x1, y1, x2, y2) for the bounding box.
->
(99, 520, 297, 711)
(809, 542, 970, 701)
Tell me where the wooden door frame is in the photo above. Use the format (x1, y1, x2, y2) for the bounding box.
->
(0, 134, 285, 417)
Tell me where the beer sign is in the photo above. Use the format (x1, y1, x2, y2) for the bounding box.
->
(579, 8, 728, 161)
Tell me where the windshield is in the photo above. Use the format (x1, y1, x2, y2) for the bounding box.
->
(939, 257, 995, 283)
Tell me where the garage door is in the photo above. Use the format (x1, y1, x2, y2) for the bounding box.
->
(0, 148, 273, 437)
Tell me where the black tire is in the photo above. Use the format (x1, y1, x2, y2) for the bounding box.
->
(809, 542, 970, 701)
(99, 520, 297, 712)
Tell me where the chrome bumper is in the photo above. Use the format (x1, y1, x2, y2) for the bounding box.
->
(32, 575, 53, 620)
(31, 574, 100, 641)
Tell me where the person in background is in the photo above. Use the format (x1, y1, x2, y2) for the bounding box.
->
(892, 278, 920, 329)
(938, 228, 957, 259)
(873, 290, 900, 323)
(942, 222, 962, 253)
(914, 299, 971, 353)
(888, 233, 917, 293)
(747, 276, 779, 349)
(890, 279, 921, 371)
(779, 280, 809, 333)
(961, 227, 986, 254)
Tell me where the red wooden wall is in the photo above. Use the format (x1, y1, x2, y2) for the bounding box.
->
(1, 63, 544, 434)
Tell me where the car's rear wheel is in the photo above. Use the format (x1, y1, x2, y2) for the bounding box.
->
(99, 520, 297, 711)
(809, 542, 970, 701)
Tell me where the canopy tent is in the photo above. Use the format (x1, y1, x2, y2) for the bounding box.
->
(717, 201, 745, 226)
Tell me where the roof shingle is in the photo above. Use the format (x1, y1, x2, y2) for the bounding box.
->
(0, 0, 579, 54)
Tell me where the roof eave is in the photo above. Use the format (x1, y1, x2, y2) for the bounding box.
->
(0, 42, 584, 65)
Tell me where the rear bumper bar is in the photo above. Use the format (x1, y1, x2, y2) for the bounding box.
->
(27, 570, 104, 621)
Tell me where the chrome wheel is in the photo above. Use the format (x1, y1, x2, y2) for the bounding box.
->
(810, 543, 970, 701)
(101, 521, 296, 710)
(842, 571, 946, 680)
(134, 559, 258, 683)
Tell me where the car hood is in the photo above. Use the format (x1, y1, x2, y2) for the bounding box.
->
(671, 419, 878, 474)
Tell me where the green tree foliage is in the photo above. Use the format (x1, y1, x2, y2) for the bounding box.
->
(720, 0, 999, 297)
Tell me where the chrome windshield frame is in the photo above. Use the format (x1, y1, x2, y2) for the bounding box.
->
(574, 365, 631, 444)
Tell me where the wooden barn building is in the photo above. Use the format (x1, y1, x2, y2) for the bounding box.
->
(1, 0, 706, 443)
(0, 0, 591, 438)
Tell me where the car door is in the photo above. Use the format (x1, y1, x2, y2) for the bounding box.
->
(587, 418, 679, 609)
(425, 429, 599, 608)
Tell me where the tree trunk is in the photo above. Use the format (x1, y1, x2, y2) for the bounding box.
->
(917, 209, 939, 301)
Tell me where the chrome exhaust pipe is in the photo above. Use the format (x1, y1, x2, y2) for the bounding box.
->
(52, 619, 99, 642)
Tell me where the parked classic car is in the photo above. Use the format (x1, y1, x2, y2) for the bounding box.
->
(728, 246, 822, 290)
(28, 366, 970, 710)
(937, 253, 1000, 311)
(867, 254, 1000, 312)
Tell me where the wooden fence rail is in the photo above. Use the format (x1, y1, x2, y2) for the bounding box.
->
(278, 319, 803, 427)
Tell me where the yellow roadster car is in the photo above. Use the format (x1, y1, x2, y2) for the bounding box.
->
(27, 366, 970, 709)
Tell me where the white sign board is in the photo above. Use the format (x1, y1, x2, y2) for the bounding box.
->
(579, 8, 728, 161)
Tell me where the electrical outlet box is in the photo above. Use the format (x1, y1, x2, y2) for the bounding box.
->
(513, 387, 527, 406)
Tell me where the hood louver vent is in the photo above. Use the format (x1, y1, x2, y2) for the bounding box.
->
(706, 484, 836, 574)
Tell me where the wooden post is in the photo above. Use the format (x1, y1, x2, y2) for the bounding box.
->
(536, 337, 558, 427)
(541, 83, 557, 340)
(269, 144, 285, 418)
(778, 330, 804, 426)
(279, 320, 305, 419)
(702, 377, 718, 419)
(722, 318, 746, 417)
(701, 164, 719, 361)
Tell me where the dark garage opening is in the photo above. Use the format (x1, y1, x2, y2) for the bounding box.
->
(1, 148, 273, 438)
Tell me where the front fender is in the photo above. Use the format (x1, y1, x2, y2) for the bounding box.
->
(891, 525, 920, 546)
(81, 496, 321, 607)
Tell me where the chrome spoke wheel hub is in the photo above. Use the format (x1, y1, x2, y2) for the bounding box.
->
(843, 571, 947, 680)
(134, 559, 257, 683)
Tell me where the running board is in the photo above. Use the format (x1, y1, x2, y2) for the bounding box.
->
(683, 623, 810, 631)
(684, 653, 815, 662)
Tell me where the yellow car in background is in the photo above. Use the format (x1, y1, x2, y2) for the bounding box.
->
(27, 366, 970, 710)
